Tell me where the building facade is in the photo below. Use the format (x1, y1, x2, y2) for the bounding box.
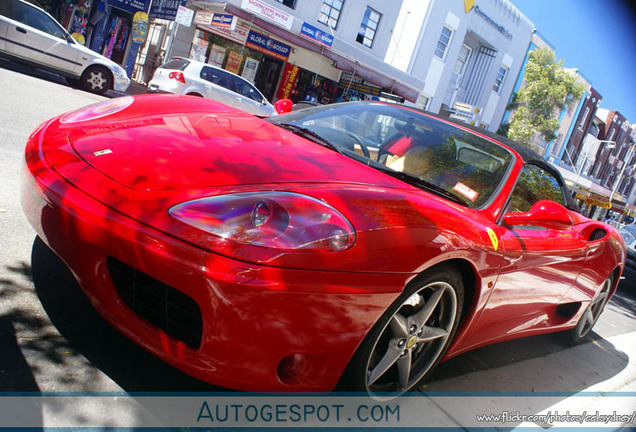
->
(559, 86, 603, 169)
(162, 0, 426, 104)
(389, 0, 533, 131)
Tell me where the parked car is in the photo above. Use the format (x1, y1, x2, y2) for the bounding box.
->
(22, 95, 626, 397)
(0, 0, 129, 94)
(147, 58, 277, 116)
(619, 224, 636, 269)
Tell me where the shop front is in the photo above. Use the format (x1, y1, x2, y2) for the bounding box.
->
(189, 21, 289, 101)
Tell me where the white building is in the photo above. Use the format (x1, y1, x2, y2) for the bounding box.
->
(387, 0, 533, 131)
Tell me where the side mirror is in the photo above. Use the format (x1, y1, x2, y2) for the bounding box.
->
(274, 99, 293, 114)
(504, 200, 574, 230)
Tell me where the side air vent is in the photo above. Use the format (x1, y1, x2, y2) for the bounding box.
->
(588, 228, 607, 241)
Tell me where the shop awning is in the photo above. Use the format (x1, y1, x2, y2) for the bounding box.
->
(223, 3, 423, 102)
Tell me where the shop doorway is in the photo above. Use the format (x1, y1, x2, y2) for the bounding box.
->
(254, 56, 282, 101)
(102, 9, 133, 64)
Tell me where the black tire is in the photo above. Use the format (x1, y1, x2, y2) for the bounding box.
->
(187, 93, 203, 97)
(564, 277, 612, 345)
(344, 266, 464, 397)
(80, 65, 113, 95)
(65, 76, 80, 88)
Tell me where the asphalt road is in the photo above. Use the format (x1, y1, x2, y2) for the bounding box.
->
(0, 61, 635, 400)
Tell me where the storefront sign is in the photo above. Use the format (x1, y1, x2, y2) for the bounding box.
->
(580, 192, 612, 209)
(473, 5, 512, 40)
(226, 51, 243, 74)
(199, 23, 249, 45)
(246, 30, 290, 61)
(339, 72, 381, 97)
(195, 11, 214, 25)
(300, 21, 333, 48)
(241, 0, 293, 30)
(148, 0, 184, 20)
(175, 5, 194, 27)
(108, 0, 150, 14)
(277, 63, 300, 100)
(212, 14, 237, 30)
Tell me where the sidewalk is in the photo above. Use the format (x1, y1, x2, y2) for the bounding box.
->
(421, 329, 636, 429)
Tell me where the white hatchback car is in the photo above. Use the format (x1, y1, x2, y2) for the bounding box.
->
(148, 58, 277, 116)
(0, 0, 130, 94)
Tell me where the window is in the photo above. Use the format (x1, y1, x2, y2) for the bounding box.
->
(508, 165, 565, 213)
(356, 7, 381, 48)
(276, 0, 296, 8)
(200, 66, 233, 90)
(318, 0, 343, 29)
(232, 77, 264, 103)
(578, 107, 590, 130)
(492, 65, 508, 93)
(454, 44, 472, 75)
(11, 0, 67, 39)
(434, 26, 453, 60)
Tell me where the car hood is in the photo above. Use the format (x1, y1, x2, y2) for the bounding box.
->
(58, 95, 406, 192)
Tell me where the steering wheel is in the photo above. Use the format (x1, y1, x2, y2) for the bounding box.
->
(344, 131, 371, 158)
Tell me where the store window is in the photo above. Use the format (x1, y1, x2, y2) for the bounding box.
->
(276, 0, 297, 8)
(434, 26, 453, 60)
(318, 0, 343, 29)
(492, 65, 508, 93)
(356, 7, 380, 48)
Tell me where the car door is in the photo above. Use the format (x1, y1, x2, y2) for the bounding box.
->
(231, 76, 268, 115)
(0, 1, 9, 51)
(4, 0, 80, 74)
(199, 66, 241, 108)
(462, 164, 588, 346)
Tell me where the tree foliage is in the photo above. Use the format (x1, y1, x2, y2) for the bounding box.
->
(506, 47, 585, 148)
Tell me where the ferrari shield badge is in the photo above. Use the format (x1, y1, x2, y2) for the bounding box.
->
(486, 227, 499, 251)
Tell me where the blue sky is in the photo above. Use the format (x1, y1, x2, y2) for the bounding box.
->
(511, 0, 636, 123)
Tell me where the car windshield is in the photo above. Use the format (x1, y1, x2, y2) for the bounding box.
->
(268, 102, 514, 208)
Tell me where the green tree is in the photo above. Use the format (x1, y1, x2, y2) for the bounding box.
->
(506, 47, 585, 148)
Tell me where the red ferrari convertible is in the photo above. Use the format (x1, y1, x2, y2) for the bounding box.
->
(22, 95, 626, 396)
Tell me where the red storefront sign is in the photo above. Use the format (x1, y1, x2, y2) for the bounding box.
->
(276, 63, 299, 100)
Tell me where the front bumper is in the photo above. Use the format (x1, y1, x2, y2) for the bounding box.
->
(113, 74, 131, 92)
(22, 141, 408, 391)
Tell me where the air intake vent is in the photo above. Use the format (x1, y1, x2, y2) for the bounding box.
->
(108, 257, 202, 349)
(588, 228, 607, 241)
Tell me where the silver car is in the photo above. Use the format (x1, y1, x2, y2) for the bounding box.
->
(619, 225, 636, 270)
(147, 58, 277, 116)
(0, 0, 130, 94)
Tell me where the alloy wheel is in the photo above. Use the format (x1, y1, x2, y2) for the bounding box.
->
(364, 280, 458, 395)
(576, 278, 611, 339)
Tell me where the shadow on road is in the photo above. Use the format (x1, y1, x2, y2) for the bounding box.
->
(30, 236, 223, 392)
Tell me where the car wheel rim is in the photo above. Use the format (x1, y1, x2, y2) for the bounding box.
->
(577, 278, 610, 339)
(365, 281, 457, 395)
(87, 71, 106, 90)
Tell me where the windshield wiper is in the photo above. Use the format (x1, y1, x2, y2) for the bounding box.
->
(376, 166, 467, 206)
(274, 123, 344, 155)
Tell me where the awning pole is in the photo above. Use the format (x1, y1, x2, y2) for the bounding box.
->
(344, 62, 358, 98)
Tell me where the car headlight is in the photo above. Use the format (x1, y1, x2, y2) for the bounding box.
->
(59, 96, 133, 123)
(169, 192, 356, 252)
